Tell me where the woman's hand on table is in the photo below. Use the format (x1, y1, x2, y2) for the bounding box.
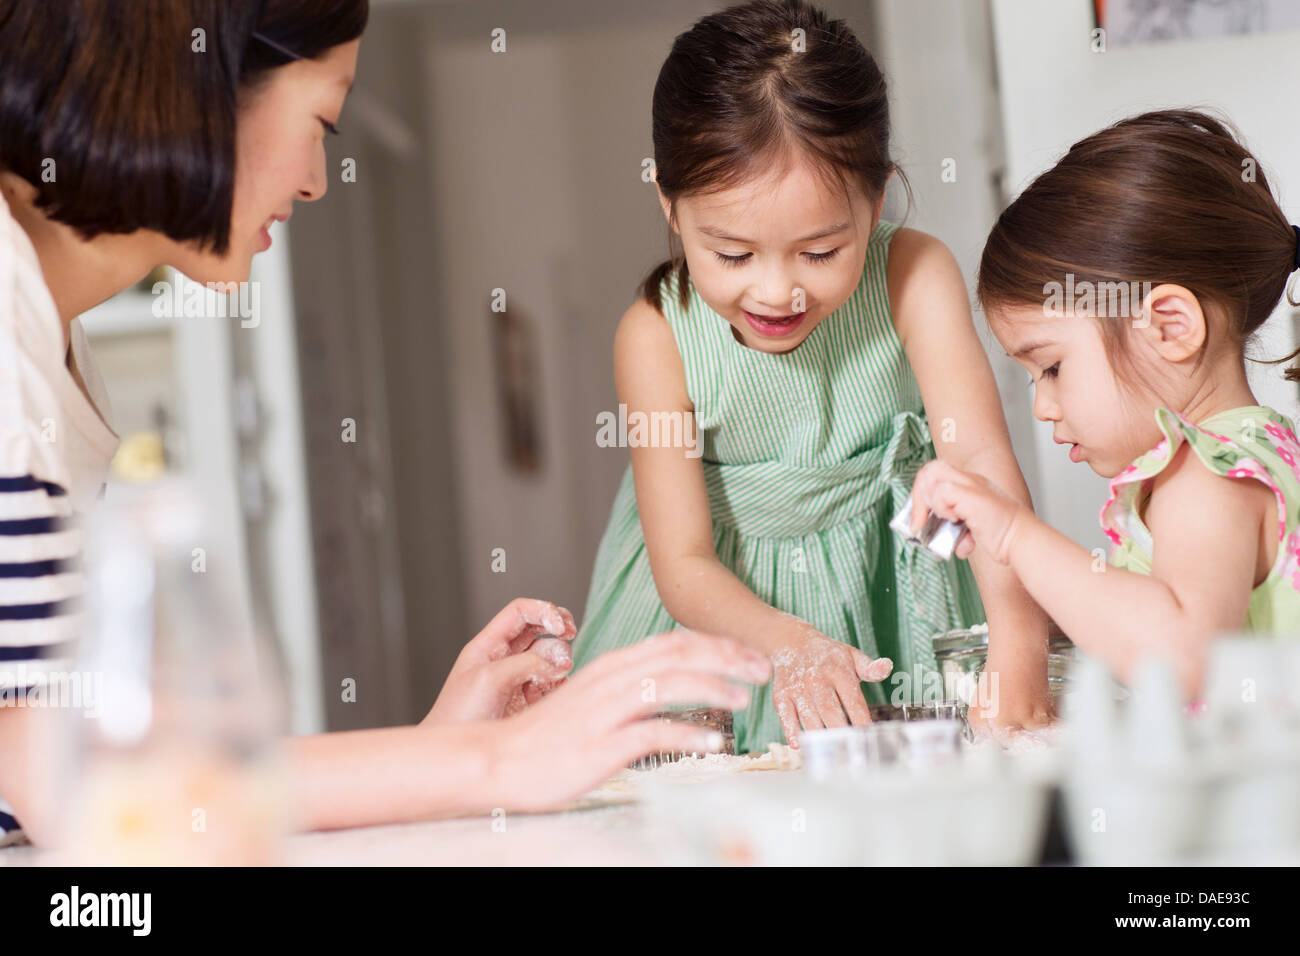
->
(769, 618, 893, 747)
(422, 598, 577, 726)
(482, 630, 771, 812)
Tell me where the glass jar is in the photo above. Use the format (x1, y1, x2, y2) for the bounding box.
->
(932, 621, 1076, 707)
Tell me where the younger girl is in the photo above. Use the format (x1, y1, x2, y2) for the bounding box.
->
(910, 109, 1300, 699)
(574, 0, 1053, 750)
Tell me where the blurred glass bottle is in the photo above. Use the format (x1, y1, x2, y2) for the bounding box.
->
(53, 479, 288, 865)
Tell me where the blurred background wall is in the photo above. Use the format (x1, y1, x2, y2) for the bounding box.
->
(84, 0, 1300, 734)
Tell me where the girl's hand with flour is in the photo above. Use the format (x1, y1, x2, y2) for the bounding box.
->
(770, 617, 893, 746)
(908, 459, 1028, 565)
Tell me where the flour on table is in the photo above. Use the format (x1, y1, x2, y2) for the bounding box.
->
(751, 742, 801, 770)
(592, 743, 802, 796)
(979, 723, 1064, 754)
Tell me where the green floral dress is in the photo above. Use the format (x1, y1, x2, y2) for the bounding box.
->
(1100, 405, 1300, 633)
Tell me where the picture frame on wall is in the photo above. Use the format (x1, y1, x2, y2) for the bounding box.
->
(1094, 0, 1300, 47)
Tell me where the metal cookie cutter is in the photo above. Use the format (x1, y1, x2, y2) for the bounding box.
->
(629, 707, 735, 769)
(889, 494, 967, 561)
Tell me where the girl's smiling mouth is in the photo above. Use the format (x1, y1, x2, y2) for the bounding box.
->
(743, 309, 808, 337)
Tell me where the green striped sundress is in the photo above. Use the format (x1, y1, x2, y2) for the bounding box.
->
(573, 220, 987, 752)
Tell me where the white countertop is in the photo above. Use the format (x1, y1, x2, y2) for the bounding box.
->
(0, 802, 675, 867)
(283, 803, 668, 866)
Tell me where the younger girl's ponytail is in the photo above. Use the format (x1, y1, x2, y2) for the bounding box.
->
(1283, 226, 1300, 383)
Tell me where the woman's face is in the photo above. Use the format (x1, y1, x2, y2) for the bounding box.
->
(660, 154, 883, 354)
(169, 39, 361, 285)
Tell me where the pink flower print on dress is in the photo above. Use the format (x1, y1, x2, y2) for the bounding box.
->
(1175, 406, 1229, 443)
(1284, 530, 1300, 593)
(1265, 422, 1300, 484)
(1226, 460, 1288, 542)
(1264, 420, 1299, 449)
(1200, 425, 1232, 443)
(1107, 462, 1145, 501)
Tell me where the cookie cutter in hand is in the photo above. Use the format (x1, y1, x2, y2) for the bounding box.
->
(889, 494, 967, 561)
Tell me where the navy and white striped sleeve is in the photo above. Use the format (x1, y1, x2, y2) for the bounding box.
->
(0, 798, 23, 846)
(0, 473, 82, 692)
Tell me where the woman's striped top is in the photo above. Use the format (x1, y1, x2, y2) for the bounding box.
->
(0, 187, 118, 842)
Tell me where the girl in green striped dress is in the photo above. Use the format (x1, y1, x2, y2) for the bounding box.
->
(574, 0, 1053, 752)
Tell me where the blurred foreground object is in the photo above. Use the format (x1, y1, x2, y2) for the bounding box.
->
(54, 480, 288, 865)
(1063, 635, 1300, 864)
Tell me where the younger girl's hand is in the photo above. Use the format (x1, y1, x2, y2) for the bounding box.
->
(770, 618, 893, 747)
(964, 660, 1055, 737)
(423, 598, 577, 726)
(909, 459, 1026, 565)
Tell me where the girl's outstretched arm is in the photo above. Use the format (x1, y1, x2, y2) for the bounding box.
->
(614, 299, 892, 747)
(911, 443, 1272, 699)
(888, 229, 1053, 730)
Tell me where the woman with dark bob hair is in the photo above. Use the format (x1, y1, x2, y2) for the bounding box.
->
(0, 0, 769, 845)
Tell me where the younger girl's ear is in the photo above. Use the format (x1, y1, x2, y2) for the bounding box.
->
(1136, 283, 1206, 362)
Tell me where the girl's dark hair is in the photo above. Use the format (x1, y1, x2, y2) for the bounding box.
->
(0, 0, 368, 256)
(978, 109, 1300, 385)
(642, 0, 906, 313)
